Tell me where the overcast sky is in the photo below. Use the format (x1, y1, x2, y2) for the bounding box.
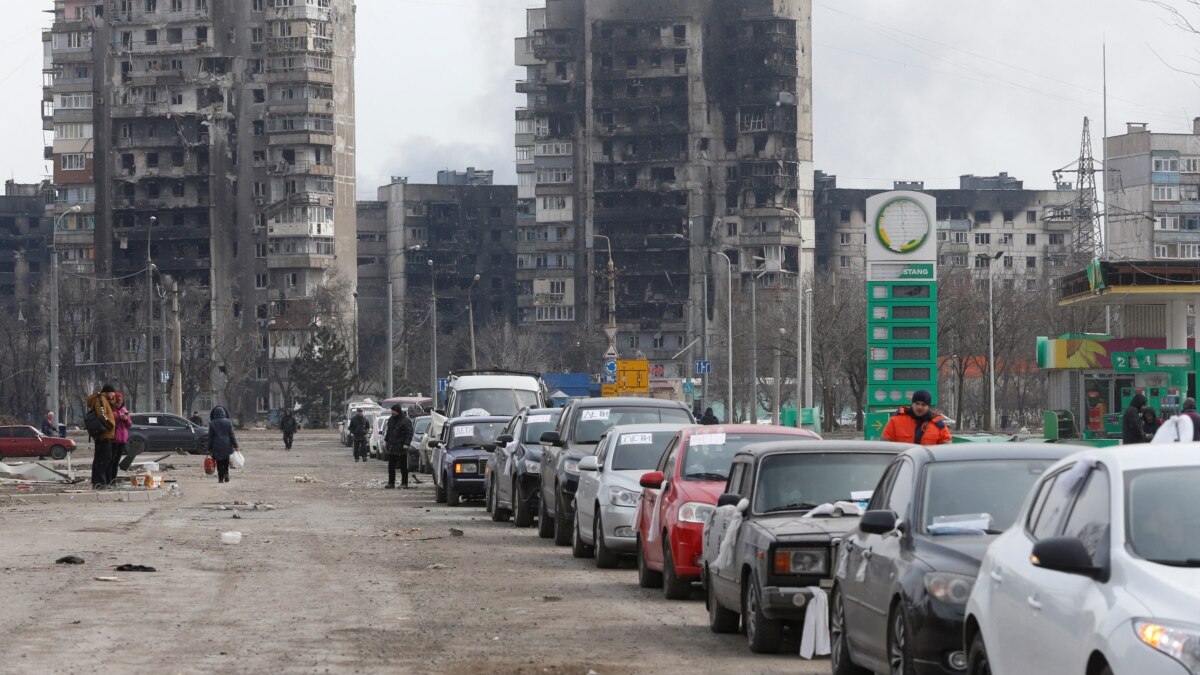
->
(2, 0, 1195, 196)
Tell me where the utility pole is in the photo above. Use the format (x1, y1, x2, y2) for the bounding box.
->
(146, 215, 156, 411)
(387, 280, 394, 398)
(171, 279, 182, 415)
(468, 273, 480, 369)
(749, 274, 758, 424)
(428, 259, 438, 407)
(49, 206, 78, 421)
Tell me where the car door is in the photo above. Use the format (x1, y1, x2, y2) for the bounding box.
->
(859, 457, 915, 656)
(9, 426, 38, 457)
(541, 406, 571, 511)
(642, 438, 680, 569)
(0, 427, 13, 457)
(708, 460, 749, 606)
(160, 415, 194, 451)
(841, 459, 900, 640)
(576, 435, 609, 539)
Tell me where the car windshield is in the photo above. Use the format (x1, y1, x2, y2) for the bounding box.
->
(448, 422, 507, 448)
(920, 459, 1053, 535)
(456, 389, 540, 417)
(1126, 467, 1200, 566)
(755, 453, 894, 513)
(523, 410, 563, 443)
(611, 431, 677, 471)
(573, 406, 693, 443)
(682, 433, 804, 481)
(414, 417, 431, 434)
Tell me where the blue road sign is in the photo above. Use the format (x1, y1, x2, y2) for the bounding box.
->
(604, 359, 618, 375)
(695, 360, 712, 375)
(601, 374, 617, 385)
(437, 378, 448, 393)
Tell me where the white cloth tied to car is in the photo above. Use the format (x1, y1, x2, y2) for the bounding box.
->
(710, 498, 749, 573)
(799, 586, 830, 659)
(804, 501, 864, 518)
(1152, 415, 1193, 444)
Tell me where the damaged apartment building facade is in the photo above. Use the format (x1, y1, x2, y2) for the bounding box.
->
(515, 0, 814, 382)
(44, 0, 357, 417)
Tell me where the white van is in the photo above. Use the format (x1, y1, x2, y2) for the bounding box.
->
(427, 370, 548, 450)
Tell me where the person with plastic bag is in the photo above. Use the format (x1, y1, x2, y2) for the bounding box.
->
(207, 405, 240, 484)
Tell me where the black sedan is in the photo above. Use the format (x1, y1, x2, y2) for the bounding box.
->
(485, 407, 562, 527)
(831, 443, 1082, 675)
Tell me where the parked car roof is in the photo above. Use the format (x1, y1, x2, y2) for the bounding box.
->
(572, 397, 688, 408)
(601, 422, 689, 435)
(735, 439, 917, 459)
(1055, 443, 1200, 472)
(912, 442, 1088, 463)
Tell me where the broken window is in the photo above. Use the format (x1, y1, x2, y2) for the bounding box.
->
(196, 26, 208, 44)
(167, 28, 182, 44)
(172, 182, 185, 197)
(145, 29, 158, 45)
(146, 152, 159, 167)
(673, 25, 686, 43)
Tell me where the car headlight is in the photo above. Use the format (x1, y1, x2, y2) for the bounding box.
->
(678, 501, 715, 524)
(1136, 619, 1200, 674)
(773, 547, 829, 576)
(608, 486, 639, 507)
(923, 572, 975, 605)
(454, 462, 477, 474)
(563, 459, 579, 475)
(523, 459, 540, 474)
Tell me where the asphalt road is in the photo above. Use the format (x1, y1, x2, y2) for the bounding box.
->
(0, 431, 829, 674)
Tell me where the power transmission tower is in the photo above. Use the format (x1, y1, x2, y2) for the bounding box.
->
(1049, 117, 1103, 263)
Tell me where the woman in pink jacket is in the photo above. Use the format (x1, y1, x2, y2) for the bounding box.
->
(109, 392, 133, 485)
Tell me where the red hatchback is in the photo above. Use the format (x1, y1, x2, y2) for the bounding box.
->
(634, 425, 820, 599)
(0, 425, 76, 461)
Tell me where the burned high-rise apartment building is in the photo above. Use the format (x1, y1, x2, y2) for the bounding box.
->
(44, 0, 356, 417)
(515, 0, 814, 391)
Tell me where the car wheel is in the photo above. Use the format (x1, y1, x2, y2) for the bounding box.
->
(513, 479, 534, 528)
(967, 631, 992, 675)
(743, 572, 783, 654)
(662, 538, 691, 600)
(553, 489, 572, 546)
(50, 445, 68, 461)
(571, 512, 594, 558)
(636, 537, 663, 589)
(831, 585, 870, 675)
(446, 479, 460, 507)
(594, 513, 620, 569)
(888, 603, 915, 675)
(435, 474, 447, 504)
(536, 493, 554, 539)
(707, 567, 740, 633)
(491, 478, 511, 522)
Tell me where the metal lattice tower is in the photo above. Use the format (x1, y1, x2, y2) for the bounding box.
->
(1050, 118, 1104, 263)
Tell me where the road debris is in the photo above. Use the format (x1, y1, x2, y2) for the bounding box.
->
(425, 563, 449, 570)
(94, 576, 121, 583)
(114, 564, 156, 572)
(449, 528, 464, 537)
(293, 476, 319, 483)
(542, 595, 562, 602)
(220, 531, 242, 545)
(55, 555, 85, 565)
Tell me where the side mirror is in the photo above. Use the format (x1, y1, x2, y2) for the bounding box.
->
(717, 493, 741, 508)
(497, 434, 513, 445)
(1031, 537, 1104, 579)
(430, 440, 442, 449)
(483, 443, 497, 452)
(578, 456, 599, 472)
(859, 510, 899, 535)
(539, 431, 562, 447)
(640, 471, 665, 490)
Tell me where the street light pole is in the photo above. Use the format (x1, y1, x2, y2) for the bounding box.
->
(49, 205, 80, 423)
(749, 270, 758, 424)
(146, 215, 156, 411)
(592, 234, 617, 358)
(779, 207, 805, 411)
(387, 244, 421, 399)
(987, 251, 1003, 431)
(712, 251, 734, 422)
(468, 273, 480, 369)
(428, 258, 438, 407)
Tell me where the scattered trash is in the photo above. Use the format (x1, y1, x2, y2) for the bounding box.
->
(231, 513, 241, 519)
(55, 555, 85, 565)
(425, 563, 449, 570)
(114, 564, 156, 572)
(0, 461, 71, 483)
(293, 476, 319, 483)
(218, 505, 228, 511)
(94, 576, 122, 583)
(542, 595, 562, 602)
(220, 531, 242, 545)
(449, 528, 464, 537)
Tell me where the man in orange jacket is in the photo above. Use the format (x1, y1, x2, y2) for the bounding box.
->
(882, 390, 953, 445)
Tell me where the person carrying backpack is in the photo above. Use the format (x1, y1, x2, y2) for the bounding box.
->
(84, 384, 117, 489)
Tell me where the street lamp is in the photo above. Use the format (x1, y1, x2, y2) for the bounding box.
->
(49, 205, 81, 424)
(467, 273, 481, 369)
(987, 251, 1004, 431)
(711, 250, 734, 422)
(591, 234, 617, 359)
(428, 258, 438, 408)
(747, 256, 770, 424)
(387, 244, 421, 398)
(777, 206, 807, 411)
(146, 215, 157, 411)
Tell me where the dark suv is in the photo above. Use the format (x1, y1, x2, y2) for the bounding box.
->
(128, 412, 208, 455)
(538, 397, 693, 545)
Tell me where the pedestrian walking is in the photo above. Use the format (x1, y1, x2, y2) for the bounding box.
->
(189, 411, 203, 426)
(699, 407, 719, 425)
(1122, 393, 1148, 445)
(881, 389, 953, 445)
(1180, 398, 1200, 441)
(109, 392, 132, 485)
(84, 384, 117, 489)
(383, 404, 414, 489)
(281, 409, 297, 451)
(207, 405, 240, 484)
(1141, 407, 1161, 438)
(349, 408, 370, 462)
(41, 411, 56, 437)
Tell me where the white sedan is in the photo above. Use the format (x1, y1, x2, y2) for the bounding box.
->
(369, 414, 388, 459)
(965, 445, 1200, 675)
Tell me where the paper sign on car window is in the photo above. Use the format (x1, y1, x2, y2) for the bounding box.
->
(453, 426, 475, 438)
(528, 414, 553, 424)
(690, 433, 726, 446)
(580, 409, 610, 422)
(621, 433, 653, 445)
(148, 417, 158, 424)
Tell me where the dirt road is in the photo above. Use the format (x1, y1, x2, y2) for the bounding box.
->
(0, 431, 829, 674)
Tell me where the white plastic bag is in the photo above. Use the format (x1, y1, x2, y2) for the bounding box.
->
(230, 450, 245, 470)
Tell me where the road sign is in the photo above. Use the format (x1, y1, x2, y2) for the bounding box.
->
(865, 412, 890, 441)
(682, 382, 695, 397)
(601, 383, 619, 398)
(604, 345, 619, 359)
(695, 360, 711, 375)
(604, 359, 617, 375)
(161, 370, 170, 383)
(600, 374, 616, 385)
(617, 359, 650, 394)
(604, 326, 619, 342)
(437, 378, 448, 393)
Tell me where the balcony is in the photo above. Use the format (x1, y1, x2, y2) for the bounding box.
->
(267, 160, 335, 177)
(267, 131, 334, 147)
(736, 175, 799, 191)
(593, 206, 687, 225)
(268, 253, 334, 270)
(594, 179, 684, 193)
(593, 94, 688, 110)
(595, 120, 688, 137)
(594, 34, 687, 53)
(515, 80, 544, 95)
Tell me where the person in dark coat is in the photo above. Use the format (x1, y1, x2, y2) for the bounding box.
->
(383, 404, 414, 489)
(207, 405, 240, 483)
(1141, 407, 1161, 438)
(1122, 393, 1148, 444)
(699, 407, 719, 425)
(1181, 398, 1200, 441)
(85, 384, 116, 490)
(41, 411, 56, 437)
(348, 408, 370, 462)
(280, 409, 297, 451)
(189, 411, 203, 426)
